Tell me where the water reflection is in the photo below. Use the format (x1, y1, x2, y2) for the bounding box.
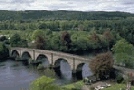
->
(0, 59, 73, 90)
(0, 60, 39, 90)
(82, 63, 93, 78)
(42, 58, 49, 68)
(0, 58, 92, 90)
(60, 60, 72, 80)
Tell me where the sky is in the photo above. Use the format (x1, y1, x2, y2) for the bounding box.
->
(0, 0, 134, 13)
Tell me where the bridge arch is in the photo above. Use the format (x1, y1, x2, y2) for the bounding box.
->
(76, 63, 92, 79)
(54, 58, 71, 67)
(10, 47, 92, 78)
(54, 58, 72, 80)
(11, 50, 20, 59)
(21, 51, 31, 60)
(36, 54, 49, 67)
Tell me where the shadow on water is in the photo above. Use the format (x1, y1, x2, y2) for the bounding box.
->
(53, 66, 62, 78)
(54, 67, 73, 85)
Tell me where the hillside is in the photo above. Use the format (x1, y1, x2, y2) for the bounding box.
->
(0, 10, 134, 21)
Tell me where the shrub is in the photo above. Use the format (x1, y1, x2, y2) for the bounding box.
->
(30, 76, 62, 90)
(0, 42, 9, 60)
(116, 74, 124, 83)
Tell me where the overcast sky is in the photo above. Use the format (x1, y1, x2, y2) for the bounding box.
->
(0, 0, 134, 13)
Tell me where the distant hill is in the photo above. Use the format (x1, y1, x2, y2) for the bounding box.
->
(0, 10, 134, 21)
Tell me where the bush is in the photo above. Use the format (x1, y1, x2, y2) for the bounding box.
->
(0, 36, 7, 42)
(37, 64, 44, 70)
(0, 42, 9, 60)
(44, 68, 56, 78)
(116, 74, 124, 83)
(30, 76, 62, 90)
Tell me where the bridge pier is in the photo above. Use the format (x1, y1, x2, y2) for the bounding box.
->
(73, 58, 76, 71)
(72, 69, 77, 81)
(51, 53, 53, 65)
(33, 50, 35, 60)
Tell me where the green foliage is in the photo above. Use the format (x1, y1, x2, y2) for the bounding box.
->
(37, 64, 44, 70)
(0, 36, 7, 42)
(116, 74, 124, 83)
(63, 80, 84, 90)
(0, 10, 133, 21)
(31, 30, 45, 40)
(112, 39, 134, 67)
(30, 76, 62, 90)
(39, 23, 47, 29)
(10, 33, 28, 47)
(44, 68, 56, 78)
(10, 33, 21, 46)
(49, 33, 61, 51)
(0, 10, 134, 54)
(71, 33, 89, 50)
(0, 42, 9, 60)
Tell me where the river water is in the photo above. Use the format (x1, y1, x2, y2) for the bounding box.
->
(0, 57, 92, 90)
(0, 59, 75, 90)
(0, 59, 41, 90)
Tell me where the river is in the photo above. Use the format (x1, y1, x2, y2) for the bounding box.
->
(0, 59, 41, 90)
(0, 59, 76, 90)
(0, 53, 93, 90)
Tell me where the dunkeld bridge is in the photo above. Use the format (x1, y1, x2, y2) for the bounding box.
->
(10, 47, 92, 71)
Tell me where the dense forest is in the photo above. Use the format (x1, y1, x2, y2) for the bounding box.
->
(0, 10, 134, 21)
(0, 10, 134, 54)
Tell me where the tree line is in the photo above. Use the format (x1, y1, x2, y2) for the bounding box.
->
(0, 18, 134, 44)
(0, 10, 133, 21)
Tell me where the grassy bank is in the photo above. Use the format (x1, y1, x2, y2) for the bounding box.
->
(62, 80, 84, 90)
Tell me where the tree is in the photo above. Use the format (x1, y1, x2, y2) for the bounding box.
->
(31, 30, 45, 40)
(10, 33, 21, 47)
(10, 33, 28, 47)
(70, 31, 90, 52)
(89, 52, 114, 80)
(60, 31, 71, 51)
(34, 36, 46, 50)
(103, 29, 114, 50)
(0, 36, 8, 42)
(89, 32, 102, 50)
(49, 33, 61, 51)
(112, 39, 134, 68)
(39, 23, 47, 29)
(0, 42, 9, 60)
(30, 76, 62, 90)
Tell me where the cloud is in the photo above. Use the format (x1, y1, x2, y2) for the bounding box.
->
(0, 0, 133, 13)
(11, 0, 34, 4)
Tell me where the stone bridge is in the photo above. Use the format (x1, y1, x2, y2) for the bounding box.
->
(10, 47, 92, 73)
